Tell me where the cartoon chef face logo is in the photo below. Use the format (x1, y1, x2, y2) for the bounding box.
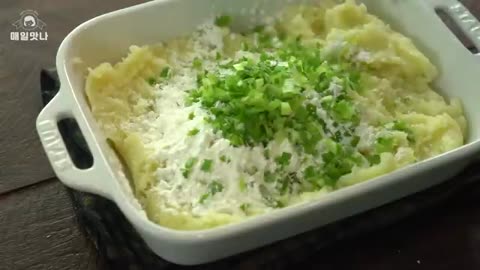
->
(12, 10, 46, 31)
(24, 15, 36, 28)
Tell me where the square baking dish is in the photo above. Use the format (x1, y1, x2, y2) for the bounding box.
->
(37, 0, 480, 265)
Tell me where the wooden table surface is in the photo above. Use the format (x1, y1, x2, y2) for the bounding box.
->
(0, 0, 479, 269)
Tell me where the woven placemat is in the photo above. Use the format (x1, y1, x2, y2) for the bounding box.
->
(40, 68, 480, 270)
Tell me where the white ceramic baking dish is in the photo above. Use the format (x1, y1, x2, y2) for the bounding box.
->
(37, 0, 480, 265)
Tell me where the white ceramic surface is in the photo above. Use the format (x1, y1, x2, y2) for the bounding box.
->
(37, 0, 480, 265)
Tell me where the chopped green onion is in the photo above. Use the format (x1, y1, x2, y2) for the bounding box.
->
(259, 184, 283, 208)
(263, 149, 270, 159)
(182, 157, 198, 178)
(280, 102, 292, 116)
(390, 120, 415, 143)
(210, 181, 223, 193)
(275, 152, 292, 167)
(233, 62, 246, 71)
(282, 79, 297, 94)
(199, 181, 224, 203)
(264, 171, 276, 183)
(188, 112, 195, 120)
(253, 25, 265, 33)
(160, 67, 171, 78)
(240, 203, 250, 213)
(304, 166, 317, 179)
(333, 100, 356, 121)
(187, 128, 199, 136)
(200, 159, 213, 172)
(147, 77, 156, 86)
(193, 58, 202, 70)
(214, 15, 232, 27)
(350, 135, 360, 147)
(375, 137, 395, 153)
(186, 34, 364, 186)
(367, 154, 381, 165)
(199, 194, 209, 204)
(239, 177, 247, 192)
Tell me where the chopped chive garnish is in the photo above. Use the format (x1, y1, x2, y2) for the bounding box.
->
(199, 181, 224, 203)
(147, 77, 156, 86)
(264, 171, 276, 183)
(193, 58, 202, 70)
(333, 100, 356, 122)
(259, 184, 283, 208)
(253, 25, 265, 33)
(188, 112, 195, 120)
(182, 157, 198, 178)
(367, 154, 381, 165)
(240, 203, 250, 213)
(239, 177, 247, 192)
(214, 15, 232, 27)
(160, 67, 171, 78)
(185, 30, 365, 188)
(187, 37, 361, 155)
(233, 62, 246, 71)
(187, 128, 200, 136)
(304, 166, 316, 179)
(280, 102, 292, 116)
(375, 137, 395, 154)
(350, 135, 360, 147)
(263, 149, 270, 159)
(199, 193, 209, 204)
(200, 159, 213, 172)
(275, 152, 292, 167)
(390, 120, 415, 143)
(210, 181, 223, 192)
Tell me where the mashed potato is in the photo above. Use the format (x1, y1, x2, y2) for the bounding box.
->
(85, 0, 466, 230)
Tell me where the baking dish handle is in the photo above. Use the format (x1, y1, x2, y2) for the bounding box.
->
(36, 90, 113, 199)
(426, 0, 480, 55)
